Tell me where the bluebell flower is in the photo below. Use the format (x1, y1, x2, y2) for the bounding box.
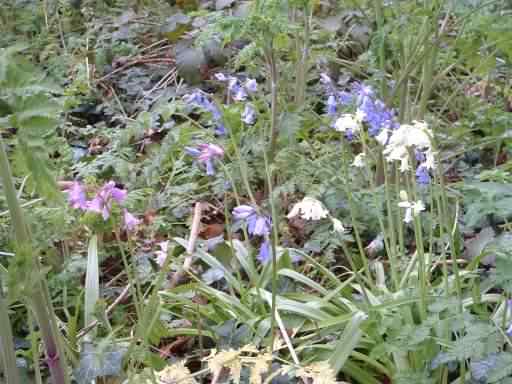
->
(338, 91, 353, 105)
(233, 205, 271, 236)
(326, 95, 337, 116)
(185, 143, 224, 176)
(350, 84, 398, 137)
(320, 73, 332, 85)
(242, 104, 256, 125)
(215, 122, 227, 135)
(415, 149, 426, 162)
(257, 239, 271, 264)
(183, 91, 225, 135)
(183, 91, 221, 119)
(416, 165, 431, 185)
(230, 82, 248, 101)
(232, 205, 273, 264)
(245, 78, 258, 93)
(216, 73, 256, 101)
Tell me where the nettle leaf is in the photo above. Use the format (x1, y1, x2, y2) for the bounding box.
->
(394, 370, 434, 384)
(74, 342, 127, 384)
(386, 322, 432, 354)
(433, 322, 497, 367)
(495, 252, 512, 294)
(471, 352, 512, 383)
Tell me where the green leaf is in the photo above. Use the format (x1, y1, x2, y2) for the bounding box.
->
(84, 235, 99, 335)
(328, 311, 367, 374)
(74, 342, 127, 384)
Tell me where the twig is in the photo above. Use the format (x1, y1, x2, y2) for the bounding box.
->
(96, 57, 175, 83)
(169, 202, 205, 288)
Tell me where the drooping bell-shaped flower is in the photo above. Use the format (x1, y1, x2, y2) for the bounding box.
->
(241, 104, 256, 125)
(87, 181, 127, 220)
(123, 209, 141, 232)
(65, 182, 88, 210)
(186, 143, 224, 176)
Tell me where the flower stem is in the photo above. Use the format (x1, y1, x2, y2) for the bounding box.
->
(0, 135, 69, 384)
(0, 282, 21, 384)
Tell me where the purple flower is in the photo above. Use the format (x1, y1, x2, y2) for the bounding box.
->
(352, 83, 398, 137)
(338, 91, 353, 105)
(245, 78, 258, 93)
(257, 239, 271, 264)
(214, 73, 228, 81)
(345, 129, 355, 141)
(507, 324, 512, 337)
(183, 91, 222, 122)
(232, 205, 271, 237)
(65, 182, 88, 210)
(232, 205, 256, 220)
(242, 104, 256, 125)
(87, 181, 127, 220)
(233, 205, 273, 264)
(230, 82, 248, 101)
(186, 143, 224, 176)
(416, 150, 426, 162)
(326, 95, 337, 116)
(123, 209, 141, 231)
(155, 241, 169, 267)
(320, 73, 332, 85)
(215, 122, 227, 135)
(416, 165, 431, 185)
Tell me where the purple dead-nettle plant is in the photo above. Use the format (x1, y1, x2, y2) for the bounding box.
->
(232, 205, 273, 264)
(65, 182, 88, 210)
(64, 181, 141, 231)
(185, 143, 224, 176)
(183, 90, 226, 135)
(87, 181, 127, 220)
(123, 209, 141, 232)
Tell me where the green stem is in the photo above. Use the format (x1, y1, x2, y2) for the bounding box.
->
(340, 142, 375, 290)
(265, 43, 279, 169)
(264, 151, 279, 355)
(0, 281, 21, 384)
(294, 3, 312, 107)
(0, 136, 69, 384)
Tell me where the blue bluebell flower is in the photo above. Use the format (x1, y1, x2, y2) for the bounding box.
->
(185, 143, 224, 176)
(416, 165, 431, 185)
(232, 205, 273, 264)
(257, 239, 271, 264)
(232, 205, 271, 236)
(242, 104, 256, 125)
(326, 95, 337, 116)
(245, 78, 258, 93)
(338, 91, 353, 105)
(183, 91, 225, 135)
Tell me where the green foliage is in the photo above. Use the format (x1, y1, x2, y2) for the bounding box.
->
(0, 47, 63, 202)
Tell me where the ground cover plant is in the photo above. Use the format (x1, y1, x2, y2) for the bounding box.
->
(1, 0, 512, 383)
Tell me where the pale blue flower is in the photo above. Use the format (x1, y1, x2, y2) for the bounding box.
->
(327, 95, 337, 116)
(245, 78, 258, 93)
(242, 104, 256, 125)
(257, 239, 271, 264)
(186, 143, 224, 176)
(416, 165, 431, 185)
(232, 205, 272, 237)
